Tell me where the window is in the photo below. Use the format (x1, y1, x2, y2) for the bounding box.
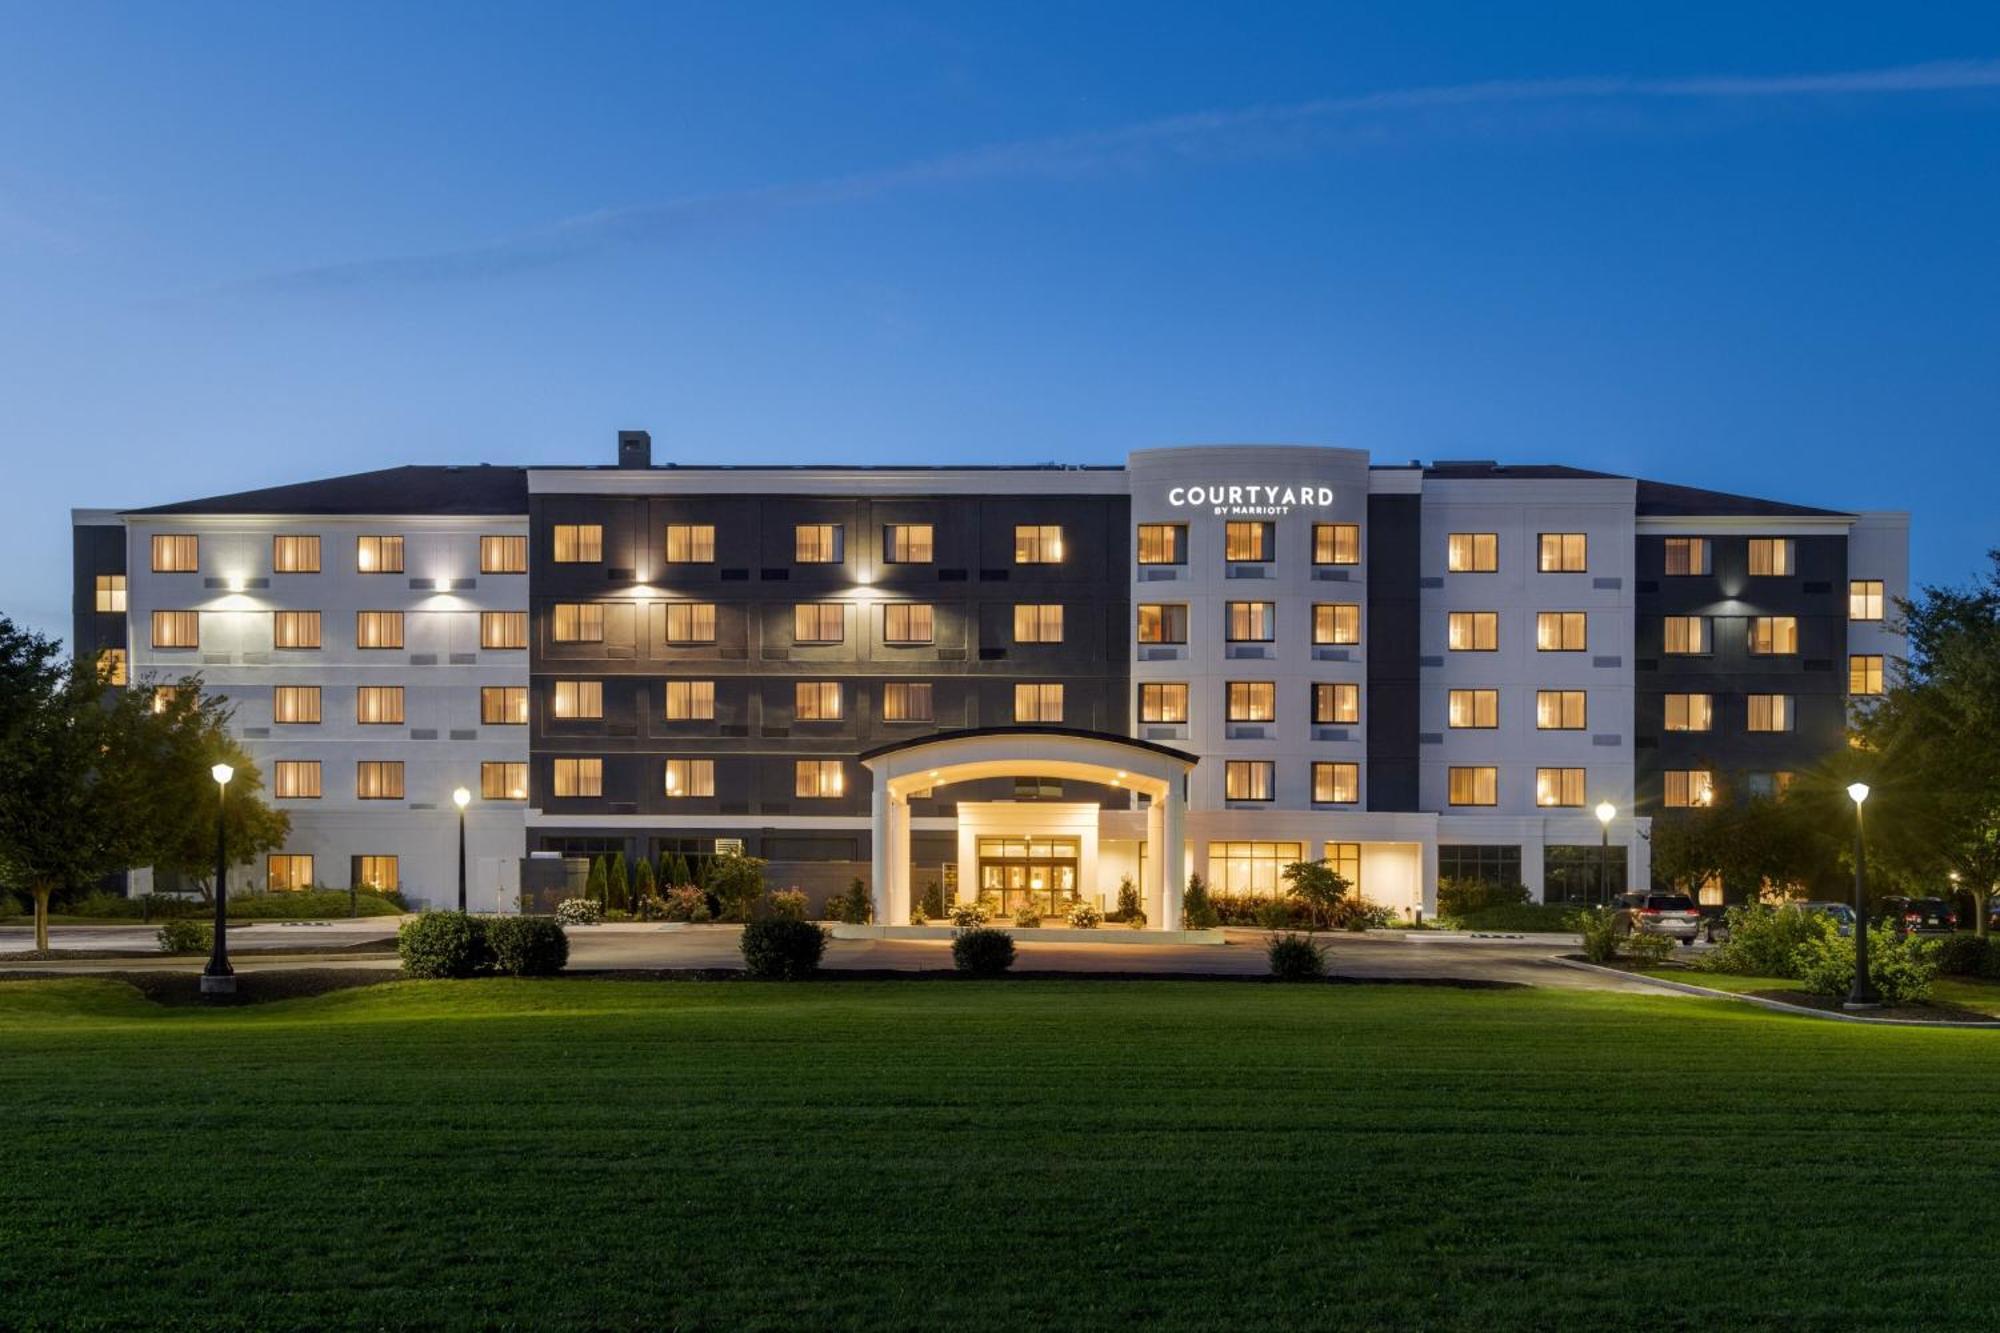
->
(552, 680, 603, 720)
(1327, 842, 1361, 895)
(794, 602, 845, 644)
(1849, 654, 1885, 696)
(1312, 523, 1360, 565)
(97, 648, 127, 686)
(1014, 525, 1064, 564)
(1448, 611, 1498, 651)
(1013, 604, 1064, 644)
(1139, 682, 1188, 723)
(1664, 693, 1713, 732)
(1665, 770, 1717, 808)
(273, 685, 321, 724)
(1748, 616, 1798, 655)
(1313, 682, 1359, 725)
(1664, 537, 1710, 576)
(882, 603, 933, 644)
(481, 686, 528, 725)
(1748, 538, 1794, 576)
(151, 610, 198, 649)
(150, 685, 176, 713)
(94, 574, 126, 613)
(552, 524, 604, 563)
(665, 680, 716, 720)
(794, 524, 843, 563)
(1014, 683, 1064, 723)
(1448, 688, 1497, 729)
(1224, 760, 1275, 802)
(471, 609, 525, 650)
(356, 611, 404, 649)
(665, 524, 716, 564)
(1225, 681, 1276, 722)
(664, 758, 715, 797)
(795, 760, 845, 798)
(1538, 533, 1588, 572)
(885, 524, 933, 563)
(1313, 762, 1359, 804)
(355, 685, 404, 724)
(272, 535, 320, 573)
(883, 682, 933, 722)
(665, 603, 716, 644)
(356, 535, 404, 574)
(1448, 766, 1498, 806)
(274, 610, 321, 649)
(273, 761, 321, 799)
(1226, 601, 1275, 642)
(150, 534, 198, 572)
(1207, 841, 1304, 896)
(481, 761, 528, 800)
(1312, 603, 1360, 645)
(1535, 768, 1585, 808)
(1224, 521, 1270, 562)
(1535, 611, 1587, 652)
(355, 855, 398, 892)
(1663, 616, 1709, 655)
(1850, 580, 1885, 621)
(1447, 533, 1498, 572)
(795, 681, 842, 720)
(1136, 523, 1187, 565)
(1137, 604, 1188, 644)
(1746, 772, 1796, 800)
(549, 605, 602, 644)
(356, 761, 405, 800)
(553, 758, 603, 798)
(1747, 694, 1794, 733)
(267, 854, 314, 891)
(1536, 690, 1586, 730)
(481, 535, 527, 574)
(1437, 844, 1522, 887)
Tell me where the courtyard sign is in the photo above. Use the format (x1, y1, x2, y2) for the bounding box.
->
(1166, 484, 1336, 517)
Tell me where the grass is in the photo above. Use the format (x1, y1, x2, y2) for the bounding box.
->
(4, 979, 2000, 1329)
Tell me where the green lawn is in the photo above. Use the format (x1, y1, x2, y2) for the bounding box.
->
(3, 978, 1999, 1329)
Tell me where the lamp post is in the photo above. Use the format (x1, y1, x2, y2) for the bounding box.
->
(200, 763, 236, 996)
(453, 786, 472, 912)
(1594, 802, 1617, 907)
(1844, 782, 1881, 1010)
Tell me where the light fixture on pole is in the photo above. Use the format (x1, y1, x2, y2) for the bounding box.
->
(201, 763, 236, 996)
(453, 786, 472, 913)
(1594, 802, 1617, 907)
(1844, 782, 1881, 1010)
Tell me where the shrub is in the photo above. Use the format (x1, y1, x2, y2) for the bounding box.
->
(633, 857, 657, 904)
(397, 912, 492, 979)
(950, 899, 991, 929)
(1621, 931, 1679, 966)
(607, 852, 631, 913)
(1935, 933, 1995, 977)
(156, 919, 213, 954)
(1014, 902, 1042, 928)
(1183, 873, 1219, 929)
(660, 886, 710, 923)
(585, 857, 608, 907)
(1266, 933, 1326, 980)
(1256, 899, 1295, 932)
(825, 877, 872, 925)
(556, 897, 604, 926)
(1329, 897, 1395, 932)
(1575, 908, 1620, 964)
(710, 852, 769, 922)
(1110, 876, 1142, 922)
(1436, 877, 1532, 918)
(635, 895, 668, 922)
(1283, 859, 1350, 929)
(739, 918, 828, 980)
(952, 927, 1016, 976)
(910, 902, 929, 925)
(1444, 902, 1579, 933)
(1698, 904, 1832, 979)
(1793, 929, 1939, 1005)
(1067, 900, 1103, 929)
(486, 916, 569, 976)
(918, 880, 947, 921)
(1125, 910, 1147, 930)
(604, 909, 633, 923)
(1209, 894, 1311, 929)
(767, 888, 810, 921)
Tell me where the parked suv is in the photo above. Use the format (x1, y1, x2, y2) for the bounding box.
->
(1613, 892, 1702, 945)
(1881, 897, 1957, 936)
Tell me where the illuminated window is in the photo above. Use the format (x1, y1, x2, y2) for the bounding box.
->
(1746, 771, 1796, 800)
(273, 761, 321, 799)
(885, 524, 933, 563)
(356, 685, 404, 725)
(274, 610, 321, 649)
(273, 685, 321, 724)
(272, 535, 320, 573)
(1664, 693, 1712, 732)
(1013, 604, 1064, 644)
(665, 603, 716, 644)
(1312, 523, 1360, 565)
(150, 534, 198, 572)
(795, 760, 845, 798)
(481, 761, 528, 800)
(1327, 842, 1361, 894)
(1849, 654, 1885, 696)
(1447, 766, 1498, 806)
(1748, 616, 1798, 655)
(355, 856, 398, 892)
(1747, 694, 1793, 733)
(94, 574, 126, 613)
(1664, 537, 1709, 576)
(1224, 522, 1270, 562)
(549, 604, 602, 644)
(1139, 682, 1188, 723)
(1013, 683, 1064, 723)
(794, 602, 845, 644)
(1535, 768, 1585, 807)
(1014, 525, 1064, 564)
(1136, 523, 1187, 565)
(795, 524, 843, 563)
(480, 610, 528, 649)
(1748, 538, 1793, 576)
(1137, 604, 1187, 644)
(1313, 762, 1359, 804)
(1536, 690, 1586, 730)
(1665, 770, 1716, 808)
(1313, 682, 1359, 725)
(1448, 533, 1498, 572)
(481, 686, 528, 725)
(1448, 611, 1498, 651)
(356, 761, 405, 800)
(151, 610, 198, 649)
(665, 680, 716, 719)
(1849, 580, 1884, 621)
(664, 758, 714, 797)
(794, 681, 842, 720)
(1448, 688, 1497, 729)
(1206, 841, 1304, 895)
(97, 648, 127, 686)
(883, 682, 933, 721)
(356, 535, 404, 574)
(552, 524, 604, 563)
(355, 611, 404, 649)
(1536, 611, 1587, 652)
(1224, 760, 1275, 802)
(1227, 681, 1275, 722)
(1538, 533, 1588, 572)
(1312, 603, 1360, 645)
(664, 524, 716, 563)
(267, 854, 314, 891)
(481, 535, 527, 574)
(151, 685, 177, 714)
(882, 603, 933, 644)
(1226, 601, 1275, 642)
(553, 758, 603, 798)
(1663, 616, 1709, 655)
(552, 680, 603, 720)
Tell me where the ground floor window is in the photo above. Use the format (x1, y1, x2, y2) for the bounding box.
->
(1207, 841, 1304, 897)
(977, 837, 1079, 917)
(1326, 842, 1360, 894)
(1543, 844, 1628, 906)
(353, 855, 398, 892)
(1437, 844, 1521, 888)
(268, 854, 314, 891)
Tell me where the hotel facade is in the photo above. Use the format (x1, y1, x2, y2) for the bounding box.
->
(73, 433, 1908, 925)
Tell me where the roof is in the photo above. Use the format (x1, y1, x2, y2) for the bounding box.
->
(1418, 462, 1623, 482)
(124, 465, 529, 517)
(1632, 479, 1850, 519)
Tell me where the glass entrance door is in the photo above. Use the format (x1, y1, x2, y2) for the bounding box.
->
(977, 837, 1081, 917)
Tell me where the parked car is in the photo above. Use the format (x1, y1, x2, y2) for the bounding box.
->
(1881, 897, 1957, 936)
(1701, 899, 1856, 944)
(1613, 892, 1702, 945)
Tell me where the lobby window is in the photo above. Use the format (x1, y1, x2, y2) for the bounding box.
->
(273, 685, 321, 725)
(1747, 694, 1794, 733)
(273, 761, 321, 799)
(552, 524, 604, 563)
(1224, 760, 1275, 802)
(1538, 533, 1588, 573)
(794, 602, 845, 644)
(356, 761, 405, 800)
(272, 535, 320, 573)
(1014, 525, 1064, 564)
(1313, 682, 1359, 725)
(795, 760, 845, 799)
(97, 649, 127, 686)
(1137, 604, 1188, 644)
(274, 610, 322, 649)
(1664, 537, 1710, 576)
(354, 855, 398, 892)
(1312, 523, 1360, 565)
(552, 680, 604, 720)
(1013, 604, 1064, 644)
(1535, 767, 1585, 808)
(1312, 603, 1360, 645)
(356, 685, 404, 725)
(665, 524, 716, 564)
(883, 603, 933, 644)
(795, 523, 843, 564)
(1139, 682, 1188, 723)
(665, 680, 716, 720)
(1207, 840, 1303, 895)
(1227, 681, 1276, 722)
(356, 611, 404, 650)
(550, 604, 603, 644)
(795, 681, 842, 720)
(481, 535, 527, 574)
(1663, 615, 1709, 655)
(665, 603, 717, 644)
(553, 758, 603, 798)
(1226, 601, 1275, 642)
(1748, 615, 1798, 655)
(1447, 766, 1499, 807)
(1748, 538, 1794, 577)
(150, 534, 198, 572)
(1448, 611, 1498, 652)
(883, 681, 933, 722)
(1664, 693, 1713, 732)
(1536, 611, 1587, 652)
(884, 524, 934, 564)
(1438, 844, 1522, 887)
(151, 610, 198, 650)
(1224, 521, 1271, 563)
(1536, 689, 1586, 730)
(1447, 532, 1498, 573)
(94, 574, 126, 613)
(482, 761, 528, 800)
(1313, 762, 1359, 804)
(267, 854, 314, 892)
(1327, 842, 1361, 894)
(1849, 654, 1885, 696)
(1014, 683, 1064, 723)
(1448, 688, 1497, 729)
(1136, 523, 1187, 565)
(664, 758, 715, 797)
(482, 610, 529, 649)
(481, 686, 528, 725)
(1665, 770, 1717, 808)
(1849, 580, 1885, 621)
(356, 535, 404, 574)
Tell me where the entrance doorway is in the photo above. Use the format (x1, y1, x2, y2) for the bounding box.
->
(977, 836, 1080, 917)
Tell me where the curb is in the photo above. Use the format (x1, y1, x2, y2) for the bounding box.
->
(1551, 958, 2000, 1029)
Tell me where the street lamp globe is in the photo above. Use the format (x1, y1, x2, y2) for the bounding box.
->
(452, 786, 472, 810)
(211, 762, 234, 786)
(1846, 782, 1871, 806)
(1594, 801, 1616, 826)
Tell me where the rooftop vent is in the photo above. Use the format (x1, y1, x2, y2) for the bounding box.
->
(617, 429, 652, 469)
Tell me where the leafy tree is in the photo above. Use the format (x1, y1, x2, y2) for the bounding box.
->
(131, 677, 288, 900)
(633, 855, 657, 904)
(708, 851, 768, 921)
(1182, 872, 1218, 929)
(607, 851, 630, 912)
(585, 856, 607, 907)
(1281, 858, 1350, 930)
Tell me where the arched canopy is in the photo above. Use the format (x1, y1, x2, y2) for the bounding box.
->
(858, 727, 1196, 802)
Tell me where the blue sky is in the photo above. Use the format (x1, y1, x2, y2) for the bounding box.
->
(3, 1, 1997, 637)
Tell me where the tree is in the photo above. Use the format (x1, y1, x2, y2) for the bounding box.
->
(130, 677, 288, 900)
(664, 850, 691, 887)
(1281, 858, 1350, 930)
(1183, 872, 1218, 929)
(633, 855, 657, 905)
(708, 851, 768, 921)
(585, 856, 607, 907)
(607, 851, 630, 912)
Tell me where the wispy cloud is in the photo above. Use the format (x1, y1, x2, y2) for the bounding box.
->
(215, 58, 2000, 297)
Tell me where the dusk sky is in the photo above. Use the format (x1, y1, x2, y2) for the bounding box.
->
(4, 2, 1997, 639)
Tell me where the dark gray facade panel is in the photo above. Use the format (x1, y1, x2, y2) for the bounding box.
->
(1365, 492, 1421, 811)
(71, 523, 126, 666)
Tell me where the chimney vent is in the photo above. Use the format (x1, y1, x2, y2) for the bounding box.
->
(617, 430, 652, 469)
